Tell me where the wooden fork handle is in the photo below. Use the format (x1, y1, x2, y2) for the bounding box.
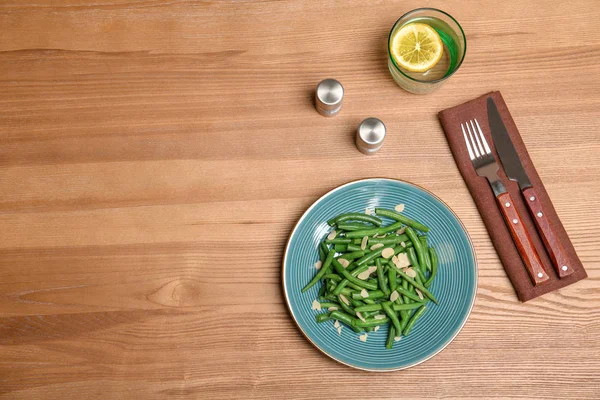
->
(522, 187, 574, 278)
(496, 192, 549, 286)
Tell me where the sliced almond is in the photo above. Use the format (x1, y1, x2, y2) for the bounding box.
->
(381, 247, 395, 259)
(359, 334, 368, 342)
(357, 266, 377, 280)
(374, 326, 380, 332)
(311, 300, 321, 310)
(396, 227, 406, 235)
(365, 208, 373, 215)
(394, 336, 402, 342)
(396, 252, 410, 268)
(337, 326, 343, 335)
(328, 306, 339, 311)
(400, 241, 406, 248)
(394, 204, 405, 213)
(327, 230, 337, 240)
(334, 320, 341, 329)
(415, 288, 424, 300)
(360, 289, 369, 298)
(356, 312, 366, 323)
(339, 294, 350, 306)
(391, 255, 399, 266)
(390, 290, 400, 302)
(370, 243, 384, 251)
(314, 260, 322, 270)
(374, 314, 386, 320)
(360, 236, 368, 251)
(338, 258, 350, 268)
(405, 267, 417, 278)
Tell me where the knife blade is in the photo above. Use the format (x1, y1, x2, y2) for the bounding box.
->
(487, 97, 573, 278)
(486, 99, 531, 190)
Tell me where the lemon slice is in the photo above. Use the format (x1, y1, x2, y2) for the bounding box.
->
(390, 22, 444, 73)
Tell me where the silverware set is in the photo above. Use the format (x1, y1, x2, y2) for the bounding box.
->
(460, 98, 573, 285)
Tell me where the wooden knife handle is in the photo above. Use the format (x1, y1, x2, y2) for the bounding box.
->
(522, 187, 574, 278)
(496, 192, 549, 286)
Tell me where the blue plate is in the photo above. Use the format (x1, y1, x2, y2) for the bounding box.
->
(283, 178, 477, 371)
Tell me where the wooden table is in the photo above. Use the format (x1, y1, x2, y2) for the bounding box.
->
(1, 1, 599, 398)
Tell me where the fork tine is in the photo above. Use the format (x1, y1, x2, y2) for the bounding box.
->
(461, 123, 475, 160)
(474, 119, 491, 154)
(470, 120, 485, 155)
(465, 121, 480, 157)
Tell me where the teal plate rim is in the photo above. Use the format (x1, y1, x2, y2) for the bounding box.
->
(282, 178, 478, 371)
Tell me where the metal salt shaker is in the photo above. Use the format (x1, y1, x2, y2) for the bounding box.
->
(315, 79, 344, 117)
(355, 118, 386, 155)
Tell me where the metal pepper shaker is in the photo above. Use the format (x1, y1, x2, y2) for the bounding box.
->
(355, 118, 386, 155)
(315, 79, 344, 117)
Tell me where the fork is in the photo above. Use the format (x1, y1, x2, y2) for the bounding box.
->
(462, 119, 549, 286)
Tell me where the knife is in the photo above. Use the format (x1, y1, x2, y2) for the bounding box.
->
(487, 98, 573, 278)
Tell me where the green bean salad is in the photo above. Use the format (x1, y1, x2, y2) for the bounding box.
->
(303, 207, 439, 349)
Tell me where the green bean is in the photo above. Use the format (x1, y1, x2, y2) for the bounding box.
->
(337, 222, 375, 231)
(353, 316, 390, 328)
(327, 280, 336, 292)
(393, 285, 424, 303)
(374, 208, 430, 232)
(302, 249, 336, 293)
(407, 247, 427, 283)
(323, 274, 342, 282)
(354, 303, 421, 312)
(419, 236, 432, 272)
(345, 282, 364, 291)
(328, 213, 382, 227)
(319, 243, 326, 261)
(425, 247, 438, 288)
(403, 305, 427, 336)
(337, 293, 355, 315)
(376, 258, 390, 297)
(351, 290, 385, 300)
(361, 310, 380, 318)
(368, 234, 409, 245)
(325, 238, 352, 244)
(345, 221, 404, 239)
(386, 326, 396, 349)
(333, 263, 371, 295)
(350, 298, 365, 308)
(318, 283, 327, 298)
(405, 227, 427, 269)
(362, 298, 376, 305)
(400, 311, 410, 330)
(318, 302, 339, 309)
(321, 242, 329, 258)
(388, 262, 397, 294)
(316, 313, 332, 323)
(346, 243, 363, 252)
(338, 287, 353, 297)
(355, 247, 385, 266)
(400, 279, 410, 304)
(338, 250, 365, 261)
(345, 262, 359, 272)
(329, 310, 362, 333)
(388, 263, 439, 304)
(354, 304, 383, 312)
(364, 326, 373, 333)
(332, 259, 378, 291)
(320, 293, 337, 302)
(334, 244, 347, 252)
(382, 301, 402, 336)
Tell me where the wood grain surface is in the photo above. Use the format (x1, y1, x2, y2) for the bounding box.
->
(1, 0, 599, 398)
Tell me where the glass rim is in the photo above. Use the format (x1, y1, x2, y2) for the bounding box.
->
(387, 8, 467, 85)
